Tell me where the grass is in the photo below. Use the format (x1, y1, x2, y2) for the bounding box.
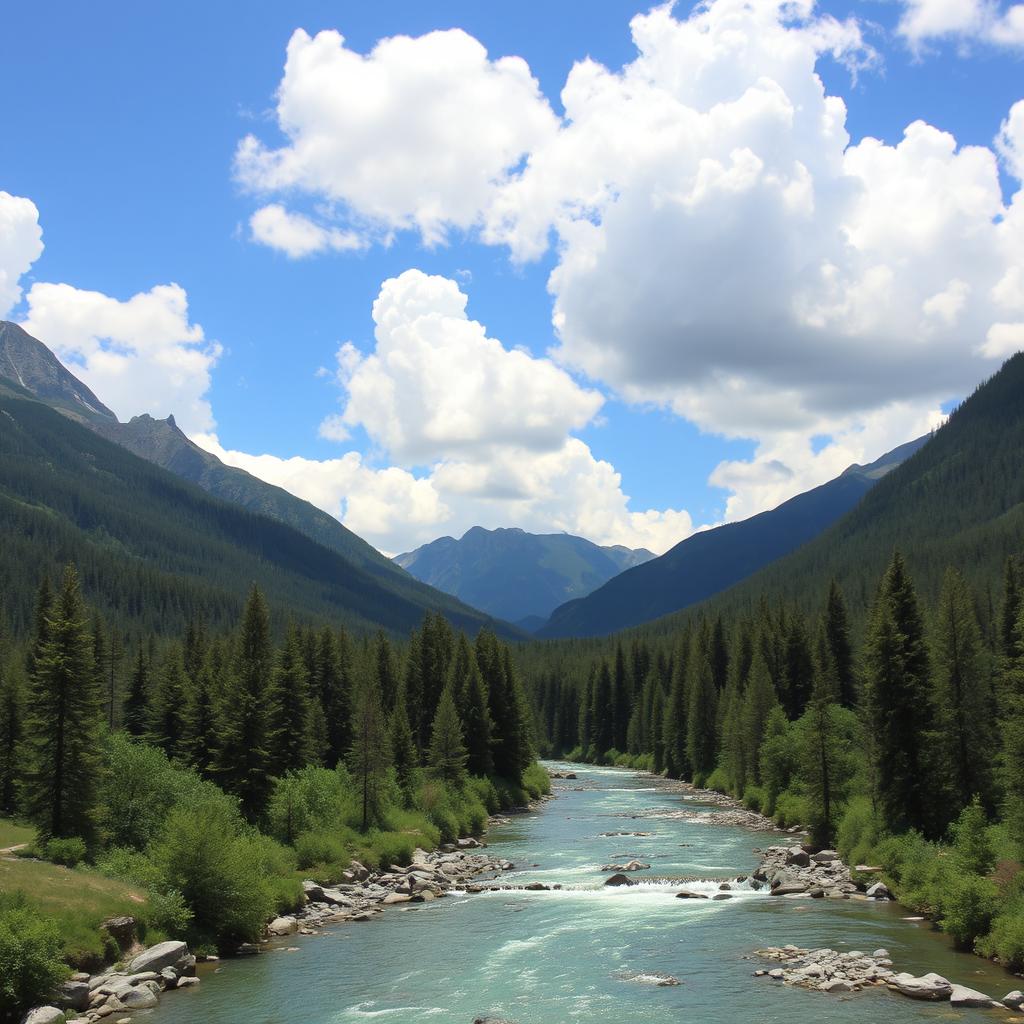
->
(0, 855, 148, 968)
(0, 818, 35, 849)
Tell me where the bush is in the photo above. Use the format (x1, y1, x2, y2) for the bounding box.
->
(773, 790, 809, 829)
(936, 873, 999, 949)
(705, 766, 731, 794)
(743, 786, 766, 813)
(0, 895, 69, 1019)
(95, 847, 164, 889)
(979, 910, 1024, 970)
(267, 766, 352, 845)
(950, 798, 996, 876)
(143, 888, 192, 937)
(45, 836, 87, 867)
(836, 795, 885, 868)
(294, 830, 350, 870)
(522, 763, 551, 798)
(874, 831, 941, 913)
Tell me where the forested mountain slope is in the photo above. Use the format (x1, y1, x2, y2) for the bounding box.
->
(395, 526, 653, 626)
(538, 436, 927, 638)
(0, 392, 513, 640)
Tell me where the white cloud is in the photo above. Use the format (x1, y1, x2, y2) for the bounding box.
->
(332, 268, 603, 465)
(21, 282, 220, 434)
(236, 27, 558, 246)
(0, 192, 44, 318)
(981, 321, 1024, 358)
(898, 0, 1024, 49)
(249, 204, 364, 258)
(998, 100, 1024, 181)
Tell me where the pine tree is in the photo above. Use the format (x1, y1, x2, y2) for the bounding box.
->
(375, 631, 399, 710)
(349, 672, 391, 831)
(718, 675, 746, 795)
(0, 656, 25, 814)
(404, 630, 426, 750)
(149, 645, 190, 761)
(122, 642, 150, 738)
(313, 627, 352, 769)
(781, 614, 814, 719)
(824, 580, 856, 707)
(612, 644, 631, 752)
(216, 586, 273, 821)
(25, 576, 52, 681)
(686, 626, 719, 781)
(21, 565, 104, 843)
(460, 651, 494, 777)
(577, 671, 595, 758)
(428, 684, 469, 787)
(663, 631, 690, 779)
(267, 627, 312, 776)
(390, 685, 419, 802)
(183, 661, 218, 777)
(591, 662, 613, 758)
(933, 568, 996, 814)
(741, 647, 779, 787)
(863, 552, 939, 835)
(650, 687, 666, 774)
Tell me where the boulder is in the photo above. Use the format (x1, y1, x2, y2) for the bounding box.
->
(21, 1009, 65, 1024)
(100, 915, 137, 950)
(472, 1018, 517, 1023)
(176, 976, 201, 989)
(604, 873, 632, 887)
(811, 850, 839, 864)
(121, 987, 159, 1010)
(457, 838, 483, 849)
(820, 979, 854, 993)
(129, 941, 189, 975)
(949, 985, 999, 1008)
(866, 881, 892, 900)
(267, 916, 298, 936)
(785, 847, 810, 867)
(711, 893, 733, 900)
(675, 890, 709, 899)
(57, 982, 90, 1011)
(770, 882, 809, 896)
(1003, 990, 1024, 1010)
(382, 892, 412, 904)
(889, 972, 952, 1001)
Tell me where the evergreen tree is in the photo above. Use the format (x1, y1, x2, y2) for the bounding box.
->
(428, 684, 469, 787)
(662, 631, 690, 779)
(122, 642, 150, 738)
(313, 627, 352, 769)
(404, 630, 426, 750)
(149, 645, 190, 761)
(389, 685, 418, 802)
(0, 656, 25, 814)
(184, 660, 218, 777)
(577, 671, 595, 757)
(216, 586, 273, 821)
(21, 565, 104, 842)
(375, 631, 399, 710)
(612, 644, 631, 752)
(686, 625, 719, 781)
(25, 576, 52, 681)
(741, 647, 779, 787)
(824, 580, 856, 707)
(650, 687, 666, 774)
(591, 662, 613, 757)
(781, 614, 814, 718)
(863, 552, 939, 835)
(349, 672, 391, 831)
(460, 651, 494, 777)
(267, 627, 312, 776)
(718, 675, 746, 794)
(933, 568, 996, 814)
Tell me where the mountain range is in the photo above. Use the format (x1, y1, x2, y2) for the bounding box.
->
(395, 526, 653, 627)
(536, 435, 928, 638)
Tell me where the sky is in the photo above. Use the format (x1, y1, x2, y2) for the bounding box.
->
(1, 0, 1023, 556)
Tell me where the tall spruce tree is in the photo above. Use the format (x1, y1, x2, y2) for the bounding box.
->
(428, 684, 469, 787)
(216, 586, 273, 821)
(863, 552, 939, 835)
(122, 642, 150, 738)
(612, 644, 631, 752)
(0, 655, 25, 815)
(686, 625, 719, 781)
(933, 568, 996, 814)
(459, 649, 494, 777)
(741, 647, 779, 787)
(267, 627, 312, 776)
(824, 580, 856, 707)
(389, 686, 419, 802)
(375, 632, 399, 710)
(183, 660, 218, 777)
(22, 565, 104, 843)
(349, 672, 391, 831)
(591, 662, 614, 758)
(149, 645, 190, 761)
(663, 630, 691, 779)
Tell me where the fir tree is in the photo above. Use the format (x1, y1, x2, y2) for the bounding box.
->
(591, 662, 613, 757)
(612, 644, 631, 752)
(686, 626, 719, 781)
(375, 631, 399, 710)
(577, 671, 595, 758)
(650, 687, 666, 774)
(216, 586, 273, 821)
(21, 565, 104, 842)
(313, 627, 352, 769)
(122, 642, 150, 738)
(389, 686, 418, 802)
(349, 672, 391, 831)
(933, 568, 996, 814)
(149, 645, 190, 761)
(0, 656, 25, 815)
(267, 627, 312, 776)
(184, 661, 218, 777)
(428, 684, 469, 787)
(460, 651, 494, 777)
(824, 580, 856, 707)
(741, 648, 779, 787)
(662, 631, 690, 779)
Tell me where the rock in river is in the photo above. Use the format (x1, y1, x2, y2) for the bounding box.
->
(128, 940, 190, 975)
(604, 872, 633, 887)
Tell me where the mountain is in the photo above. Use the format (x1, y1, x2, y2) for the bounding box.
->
(0, 321, 116, 423)
(394, 526, 654, 626)
(0, 323, 518, 640)
(537, 436, 928, 638)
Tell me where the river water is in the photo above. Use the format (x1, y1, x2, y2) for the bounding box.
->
(154, 763, 1013, 1023)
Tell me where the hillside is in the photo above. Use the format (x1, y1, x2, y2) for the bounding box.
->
(537, 436, 927, 638)
(395, 526, 654, 625)
(0, 392, 513, 640)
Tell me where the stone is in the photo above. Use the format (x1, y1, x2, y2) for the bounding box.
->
(128, 940, 189, 975)
(472, 1018, 517, 1023)
(604, 873, 632, 887)
(949, 984, 999, 1008)
(820, 979, 854, 993)
(57, 982, 91, 1011)
(267, 916, 298, 936)
(785, 847, 810, 867)
(1003, 990, 1024, 1010)
(866, 881, 892, 899)
(872, 949, 889, 958)
(711, 893, 733, 900)
(100, 915, 137, 949)
(811, 850, 839, 863)
(889, 972, 952, 1001)
(121, 988, 158, 1010)
(21, 1009, 65, 1024)
(382, 892, 412, 904)
(675, 890, 709, 899)
(160, 968, 179, 989)
(457, 837, 483, 849)
(523, 882, 549, 891)
(175, 977, 200, 989)
(770, 882, 809, 896)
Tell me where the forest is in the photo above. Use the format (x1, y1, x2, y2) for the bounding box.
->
(0, 565, 546, 1019)
(523, 550, 1024, 970)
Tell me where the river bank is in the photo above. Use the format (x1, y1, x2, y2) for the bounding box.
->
(133, 763, 1022, 1024)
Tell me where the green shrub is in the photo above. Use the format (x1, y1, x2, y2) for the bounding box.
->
(743, 786, 766, 813)
(936, 873, 998, 948)
(874, 831, 942, 912)
(294, 831, 350, 870)
(978, 909, 1024, 970)
(0, 895, 69, 1019)
(950, 798, 996, 876)
(836, 795, 885, 867)
(45, 836, 87, 867)
(773, 790, 809, 829)
(466, 776, 500, 815)
(522, 763, 551, 798)
(143, 888, 192, 937)
(705, 766, 730, 794)
(95, 846, 164, 889)
(267, 766, 352, 845)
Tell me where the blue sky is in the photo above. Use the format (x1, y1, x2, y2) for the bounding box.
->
(2, 0, 1022, 553)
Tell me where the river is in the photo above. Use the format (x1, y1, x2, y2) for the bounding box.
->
(153, 763, 1013, 1023)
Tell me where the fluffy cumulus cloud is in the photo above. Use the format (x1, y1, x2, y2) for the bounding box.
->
(897, 0, 1024, 49)
(249, 204, 364, 258)
(195, 270, 692, 555)
(235, 26, 558, 247)
(22, 282, 220, 434)
(0, 192, 44, 317)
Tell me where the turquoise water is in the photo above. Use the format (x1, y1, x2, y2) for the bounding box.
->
(154, 764, 1014, 1023)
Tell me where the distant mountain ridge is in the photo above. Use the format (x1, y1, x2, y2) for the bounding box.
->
(536, 435, 929, 638)
(395, 526, 655, 626)
(0, 320, 517, 637)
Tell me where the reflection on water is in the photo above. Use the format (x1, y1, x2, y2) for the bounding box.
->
(154, 763, 1015, 1024)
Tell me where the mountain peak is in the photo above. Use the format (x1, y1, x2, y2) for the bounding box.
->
(0, 320, 117, 423)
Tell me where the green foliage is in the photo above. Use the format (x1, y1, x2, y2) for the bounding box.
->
(950, 797, 996, 876)
(295, 830, 350, 870)
(978, 908, 1024, 970)
(0, 894, 69, 1020)
(836, 795, 884, 868)
(427, 685, 468, 787)
(44, 836, 87, 867)
(266, 765, 350, 846)
(935, 873, 998, 949)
